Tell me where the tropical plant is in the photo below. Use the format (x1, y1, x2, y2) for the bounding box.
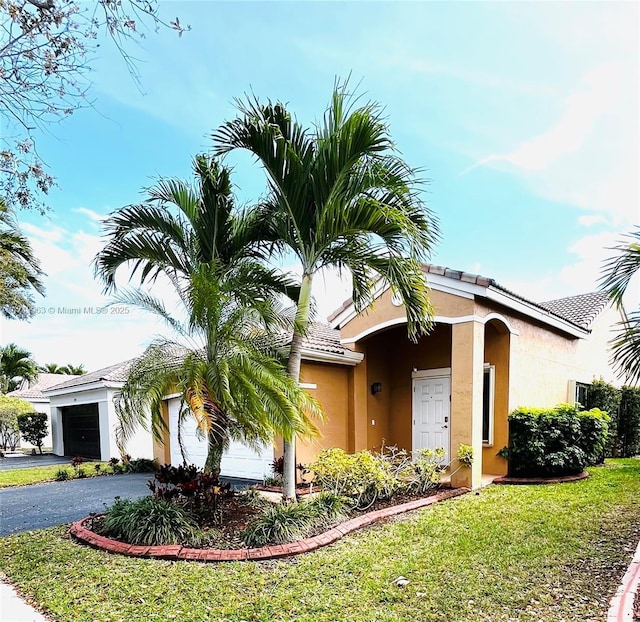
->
(600, 227, 640, 385)
(0, 395, 34, 450)
(0, 343, 38, 393)
(213, 80, 440, 498)
(103, 497, 202, 547)
(38, 363, 86, 375)
(94, 155, 321, 478)
(17, 411, 47, 454)
(0, 201, 45, 319)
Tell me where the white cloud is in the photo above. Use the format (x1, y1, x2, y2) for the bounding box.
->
(578, 215, 609, 227)
(73, 207, 106, 223)
(461, 62, 638, 226)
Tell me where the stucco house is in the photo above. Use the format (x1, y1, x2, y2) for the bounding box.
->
(44, 264, 622, 488)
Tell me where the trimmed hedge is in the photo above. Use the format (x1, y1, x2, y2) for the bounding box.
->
(506, 404, 609, 478)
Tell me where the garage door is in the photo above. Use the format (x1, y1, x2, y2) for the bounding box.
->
(62, 404, 101, 459)
(167, 398, 274, 480)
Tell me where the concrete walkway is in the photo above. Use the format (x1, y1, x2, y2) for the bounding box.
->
(0, 580, 49, 621)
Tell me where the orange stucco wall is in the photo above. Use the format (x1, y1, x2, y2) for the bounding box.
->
(339, 287, 474, 342)
(482, 320, 510, 475)
(296, 361, 351, 466)
(152, 401, 172, 464)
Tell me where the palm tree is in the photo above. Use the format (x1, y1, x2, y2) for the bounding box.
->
(0, 199, 45, 320)
(0, 343, 38, 392)
(601, 227, 640, 385)
(213, 81, 440, 498)
(39, 363, 86, 375)
(115, 262, 321, 477)
(60, 364, 86, 375)
(94, 155, 320, 476)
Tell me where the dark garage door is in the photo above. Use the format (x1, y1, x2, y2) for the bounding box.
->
(62, 404, 101, 459)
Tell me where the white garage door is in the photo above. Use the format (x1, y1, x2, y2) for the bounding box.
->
(167, 398, 274, 480)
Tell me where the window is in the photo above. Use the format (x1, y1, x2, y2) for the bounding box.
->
(575, 382, 590, 408)
(482, 364, 495, 445)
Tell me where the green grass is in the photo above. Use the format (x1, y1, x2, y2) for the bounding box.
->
(1, 459, 640, 621)
(0, 462, 109, 487)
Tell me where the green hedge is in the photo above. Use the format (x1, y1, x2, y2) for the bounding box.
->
(506, 404, 609, 477)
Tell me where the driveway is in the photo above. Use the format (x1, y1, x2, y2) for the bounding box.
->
(0, 453, 69, 471)
(0, 473, 258, 537)
(0, 473, 152, 537)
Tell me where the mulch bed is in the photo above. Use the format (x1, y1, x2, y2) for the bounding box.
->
(493, 471, 589, 485)
(86, 486, 449, 551)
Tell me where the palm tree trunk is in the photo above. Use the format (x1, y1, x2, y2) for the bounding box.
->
(282, 273, 313, 501)
(204, 430, 224, 479)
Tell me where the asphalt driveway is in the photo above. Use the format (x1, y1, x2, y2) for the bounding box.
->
(0, 472, 258, 537)
(0, 473, 152, 537)
(0, 453, 69, 471)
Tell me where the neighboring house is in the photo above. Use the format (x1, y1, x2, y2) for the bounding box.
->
(7, 373, 78, 450)
(41, 264, 624, 488)
(43, 361, 154, 461)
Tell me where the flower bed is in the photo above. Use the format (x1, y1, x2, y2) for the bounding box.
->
(70, 487, 469, 561)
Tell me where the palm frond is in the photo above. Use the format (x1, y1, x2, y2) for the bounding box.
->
(600, 227, 640, 306)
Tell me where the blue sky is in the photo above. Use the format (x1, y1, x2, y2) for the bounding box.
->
(2, 1, 638, 370)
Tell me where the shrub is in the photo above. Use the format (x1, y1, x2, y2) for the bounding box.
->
(103, 497, 200, 546)
(0, 396, 34, 451)
(75, 467, 87, 478)
(619, 387, 640, 457)
(310, 448, 398, 509)
(55, 468, 70, 481)
(587, 378, 622, 456)
(148, 463, 231, 519)
(123, 458, 158, 473)
(242, 501, 317, 547)
(16, 412, 47, 454)
(306, 491, 349, 522)
(506, 404, 609, 477)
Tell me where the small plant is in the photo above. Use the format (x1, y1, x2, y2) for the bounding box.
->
(262, 474, 283, 487)
(55, 468, 70, 481)
(75, 467, 87, 478)
(239, 487, 270, 508)
(108, 457, 125, 474)
(70, 455, 85, 468)
(242, 501, 317, 547)
(102, 497, 201, 546)
(310, 448, 398, 509)
(457, 444, 474, 467)
(123, 458, 158, 473)
(271, 455, 285, 476)
(94, 464, 101, 473)
(148, 463, 232, 520)
(306, 491, 349, 522)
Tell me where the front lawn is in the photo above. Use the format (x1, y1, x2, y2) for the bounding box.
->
(0, 462, 107, 487)
(1, 459, 639, 622)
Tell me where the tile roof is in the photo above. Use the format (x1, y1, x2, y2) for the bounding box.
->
(8, 373, 79, 399)
(42, 360, 134, 392)
(327, 263, 610, 332)
(538, 291, 611, 329)
(40, 325, 344, 395)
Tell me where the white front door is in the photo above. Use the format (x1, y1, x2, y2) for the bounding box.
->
(412, 375, 451, 461)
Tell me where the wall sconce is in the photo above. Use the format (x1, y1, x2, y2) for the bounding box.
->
(371, 382, 382, 395)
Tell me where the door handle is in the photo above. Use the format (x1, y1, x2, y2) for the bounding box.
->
(441, 425, 448, 429)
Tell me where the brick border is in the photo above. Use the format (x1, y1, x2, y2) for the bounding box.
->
(607, 539, 640, 622)
(492, 471, 589, 485)
(69, 488, 469, 562)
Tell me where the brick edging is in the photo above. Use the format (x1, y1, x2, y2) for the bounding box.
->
(69, 487, 470, 562)
(607, 539, 640, 622)
(492, 471, 589, 485)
